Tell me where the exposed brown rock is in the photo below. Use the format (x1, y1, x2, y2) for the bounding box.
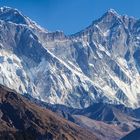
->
(0, 85, 99, 140)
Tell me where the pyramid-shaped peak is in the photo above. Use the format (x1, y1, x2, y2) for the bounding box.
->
(0, 6, 46, 32)
(107, 9, 118, 14)
(0, 6, 29, 24)
(0, 6, 13, 10)
(0, 6, 19, 13)
(105, 9, 121, 18)
(99, 8, 121, 21)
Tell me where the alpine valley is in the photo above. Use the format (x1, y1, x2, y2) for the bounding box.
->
(0, 6, 140, 140)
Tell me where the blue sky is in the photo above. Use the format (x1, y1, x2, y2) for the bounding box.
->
(0, 0, 139, 35)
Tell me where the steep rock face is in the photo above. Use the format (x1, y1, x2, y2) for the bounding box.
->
(0, 7, 140, 109)
(0, 22, 107, 108)
(41, 9, 140, 108)
(0, 84, 99, 140)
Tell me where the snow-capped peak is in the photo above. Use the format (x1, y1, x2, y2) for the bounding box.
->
(0, 6, 47, 32)
(107, 9, 119, 15)
(0, 6, 15, 12)
(0, 6, 27, 23)
(102, 8, 121, 20)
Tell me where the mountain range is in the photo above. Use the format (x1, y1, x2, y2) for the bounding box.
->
(0, 7, 140, 109)
(0, 6, 140, 139)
